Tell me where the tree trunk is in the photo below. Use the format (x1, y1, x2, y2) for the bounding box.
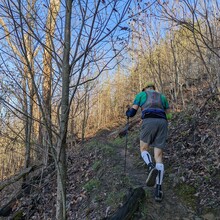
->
(170, 40, 178, 102)
(41, 0, 61, 165)
(56, 1, 72, 219)
(81, 84, 89, 143)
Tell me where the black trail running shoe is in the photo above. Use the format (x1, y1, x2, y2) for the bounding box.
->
(146, 167, 158, 187)
(155, 184, 163, 202)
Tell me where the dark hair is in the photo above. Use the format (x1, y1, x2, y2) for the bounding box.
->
(142, 85, 155, 91)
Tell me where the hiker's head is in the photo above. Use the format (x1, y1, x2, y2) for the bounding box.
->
(142, 82, 155, 91)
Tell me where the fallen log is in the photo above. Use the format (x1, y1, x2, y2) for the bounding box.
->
(0, 184, 31, 217)
(0, 165, 40, 192)
(118, 118, 141, 138)
(105, 187, 145, 220)
(0, 164, 55, 217)
(107, 118, 141, 139)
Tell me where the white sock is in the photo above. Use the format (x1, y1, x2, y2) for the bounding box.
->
(141, 151, 152, 165)
(156, 163, 164, 185)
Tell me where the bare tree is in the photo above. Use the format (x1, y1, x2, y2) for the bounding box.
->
(0, 1, 37, 177)
(0, 0, 132, 218)
(156, 0, 220, 96)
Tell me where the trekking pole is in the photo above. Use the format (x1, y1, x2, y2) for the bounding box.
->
(124, 116, 129, 173)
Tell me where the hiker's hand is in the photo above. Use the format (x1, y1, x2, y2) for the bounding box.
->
(126, 105, 131, 117)
(126, 107, 137, 118)
(126, 108, 130, 117)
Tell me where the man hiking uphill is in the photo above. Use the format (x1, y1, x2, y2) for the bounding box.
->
(126, 82, 172, 202)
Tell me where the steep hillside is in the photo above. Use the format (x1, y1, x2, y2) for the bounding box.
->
(0, 91, 219, 220)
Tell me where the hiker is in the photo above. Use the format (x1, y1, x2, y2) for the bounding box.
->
(126, 82, 172, 202)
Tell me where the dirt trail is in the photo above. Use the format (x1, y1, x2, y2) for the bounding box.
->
(119, 147, 215, 220)
(78, 128, 219, 220)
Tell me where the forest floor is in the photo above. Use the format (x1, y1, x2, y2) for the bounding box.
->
(0, 91, 220, 220)
(62, 115, 220, 220)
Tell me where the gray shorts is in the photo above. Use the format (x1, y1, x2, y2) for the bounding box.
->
(140, 118, 168, 149)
